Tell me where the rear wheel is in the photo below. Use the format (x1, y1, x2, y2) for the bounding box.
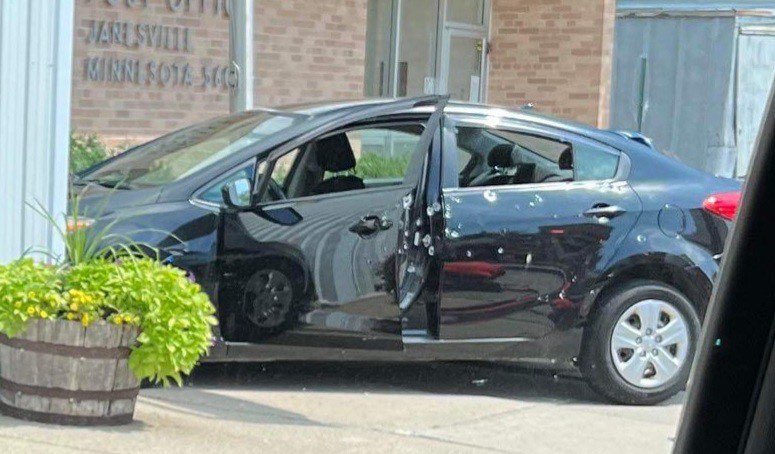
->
(581, 280, 701, 405)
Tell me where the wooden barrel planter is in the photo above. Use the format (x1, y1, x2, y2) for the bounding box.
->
(0, 319, 139, 426)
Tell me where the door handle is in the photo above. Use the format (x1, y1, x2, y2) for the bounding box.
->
(583, 204, 626, 219)
(349, 215, 392, 237)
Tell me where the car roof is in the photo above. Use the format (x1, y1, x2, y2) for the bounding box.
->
(270, 98, 703, 181)
(266, 98, 629, 150)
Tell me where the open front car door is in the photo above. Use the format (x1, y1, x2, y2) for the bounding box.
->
(216, 96, 448, 353)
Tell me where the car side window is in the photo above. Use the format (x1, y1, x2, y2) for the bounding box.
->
(198, 160, 256, 205)
(455, 126, 573, 187)
(346, 127, 422, 180)
(454, 125, 620, 187)
(573, 142, 620, 181)
(271, 148, 301, 190)
(263, 124, 425, 200)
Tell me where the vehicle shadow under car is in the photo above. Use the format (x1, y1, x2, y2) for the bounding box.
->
(180, 361, 684, 406)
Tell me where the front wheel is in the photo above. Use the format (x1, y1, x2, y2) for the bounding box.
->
(580, 280, 701, 405)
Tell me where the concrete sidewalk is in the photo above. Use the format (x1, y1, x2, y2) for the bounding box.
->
(0, 362, 683, 453)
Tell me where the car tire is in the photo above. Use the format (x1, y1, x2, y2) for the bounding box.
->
(238, 264, 302, 339)
(580, 279, 701, 405)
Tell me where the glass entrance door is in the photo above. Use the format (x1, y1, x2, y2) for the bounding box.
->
(364, 0, 489, 101)
(439, 31, 486, 102)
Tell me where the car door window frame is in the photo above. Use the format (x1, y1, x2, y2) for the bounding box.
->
(253, 119, 429, 207)
(442, 115, 630, 191)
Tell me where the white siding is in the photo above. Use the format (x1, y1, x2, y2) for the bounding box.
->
(0, 0, 74, 263)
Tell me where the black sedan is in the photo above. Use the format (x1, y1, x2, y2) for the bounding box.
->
(73, 96, 741, 404)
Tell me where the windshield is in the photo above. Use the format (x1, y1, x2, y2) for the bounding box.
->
(79, 111, 304, 188)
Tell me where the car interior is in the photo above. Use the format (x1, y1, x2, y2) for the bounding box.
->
(278, 132, 368, 199)
(259, 124, 424, 201)
(204, 120, 622, 207)
(456, 126, 575, 188)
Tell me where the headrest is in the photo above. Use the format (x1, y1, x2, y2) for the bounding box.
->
(487, 144, 515, 168)
(558, 145, 573, 170)
(315, 133, 356, 172)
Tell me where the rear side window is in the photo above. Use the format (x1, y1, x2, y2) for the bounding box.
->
(454, 126, 573, 187)
(453, 125, 620, 187)
(574, 143, 620, 181)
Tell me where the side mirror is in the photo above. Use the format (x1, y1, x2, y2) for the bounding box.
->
(221, 178, 252, 209)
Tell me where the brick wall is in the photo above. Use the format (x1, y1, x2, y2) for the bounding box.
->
(71, 0, 614, 144)
(254, 0, 367, 107)
(71, 0, 367, 145)
(71, 0, 231, 145)
(487, 0, 616, 127)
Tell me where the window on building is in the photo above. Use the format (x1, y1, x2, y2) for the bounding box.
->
(446, 0, 486, 25)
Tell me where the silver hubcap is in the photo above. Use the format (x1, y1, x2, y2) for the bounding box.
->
(610, 299, 690, 389)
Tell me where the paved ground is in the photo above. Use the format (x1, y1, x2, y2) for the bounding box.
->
(0, 362, 683, 453)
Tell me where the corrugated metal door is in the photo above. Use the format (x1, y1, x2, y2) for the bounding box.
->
(736, 27, 775, 176)
(611, 15, 738, 177)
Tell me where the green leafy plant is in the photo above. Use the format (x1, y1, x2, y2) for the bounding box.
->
(0, 258, 216, 385)
(0, 259, 61, 337)
(27, 193, 160, 266)
(70, 133, 108, 174)
(67, 259, 217, 385)
(0, 193, 216, 385)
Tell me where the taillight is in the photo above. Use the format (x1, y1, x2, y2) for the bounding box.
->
(703, 191, 741, 221)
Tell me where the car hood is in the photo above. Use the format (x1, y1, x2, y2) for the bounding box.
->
(71, 183, 163, 218)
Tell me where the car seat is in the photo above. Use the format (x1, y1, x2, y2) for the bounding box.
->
(311, 133, 365, 195)
(469, 144, 535, 187)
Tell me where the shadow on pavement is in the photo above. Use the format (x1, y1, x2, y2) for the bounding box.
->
(181, 361, 639, 405)
(139, 386, 324, 427)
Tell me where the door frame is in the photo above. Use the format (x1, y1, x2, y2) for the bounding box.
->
(373, 0, 491, 100)
(437, 27, 488, 102)
(436, 2, 491, 102)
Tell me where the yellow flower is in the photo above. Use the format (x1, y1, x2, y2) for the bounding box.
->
(66, 312, 76, 321)
(112, 316, 123, 325)
(26, 307, 36, 316)
(69, 302, 79, 311)
(39, 310, 48, 318)
(27, 291, 36, 299)
(123, 314, 133, 324)
(81, 313, 91, 327)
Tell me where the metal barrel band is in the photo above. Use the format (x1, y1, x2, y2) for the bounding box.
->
(0, 377, 139, 401)
(0, 333, 132, 359)
(0, 400, 134, 426)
